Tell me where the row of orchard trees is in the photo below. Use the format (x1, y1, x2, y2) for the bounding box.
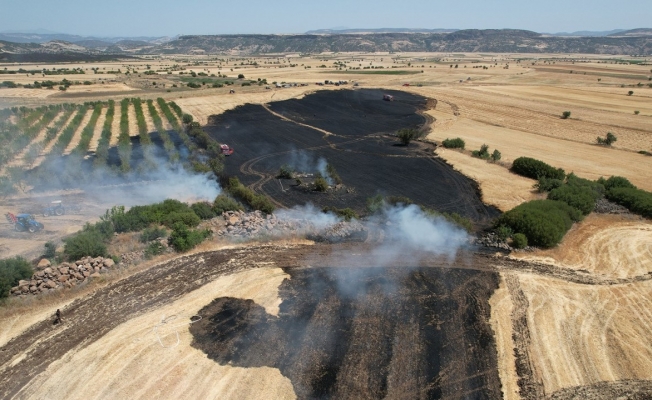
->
(1, 97, 214, 196)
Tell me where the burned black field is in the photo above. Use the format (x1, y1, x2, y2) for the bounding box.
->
(206, 89, 498, 223)
(190, 266, 502, 399)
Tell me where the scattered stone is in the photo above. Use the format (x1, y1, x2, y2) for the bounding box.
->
(37, 259, 51, 269)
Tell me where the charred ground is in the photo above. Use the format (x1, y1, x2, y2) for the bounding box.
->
(190, 266, 502, 399)
(206, 89, 498, 223)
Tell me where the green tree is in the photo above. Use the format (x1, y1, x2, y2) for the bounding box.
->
(397, 128, 417, 145)
(182, 113, 194, 124)
(491, 149, 502, 162)
(561, 111, 571, 119)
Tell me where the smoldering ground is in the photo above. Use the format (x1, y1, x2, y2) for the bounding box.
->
(190, 204, 503, 399)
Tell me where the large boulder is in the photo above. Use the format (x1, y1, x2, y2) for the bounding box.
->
(37, 259, 51, 269)
(58, 275, 69, 283)
(103, 258, 115, 268)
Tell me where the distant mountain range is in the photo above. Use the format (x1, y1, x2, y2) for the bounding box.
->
(0, 29, 650, 60)
(305, 28, 459, 34)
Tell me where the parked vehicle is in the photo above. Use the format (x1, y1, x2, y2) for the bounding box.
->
(220, 144, 234, 156)
(43, 200, 82, 216)
(5, 212, 44, 233)
(43, 201, 65, 216)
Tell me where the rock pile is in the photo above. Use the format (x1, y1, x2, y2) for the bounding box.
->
(10, 256, 117, 297)
(214, 210, 367, 242)
(474, 232, 512, 250)
(595, 198, 629, 214)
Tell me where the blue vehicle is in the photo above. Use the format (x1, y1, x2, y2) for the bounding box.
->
(5, 212, 44, 233)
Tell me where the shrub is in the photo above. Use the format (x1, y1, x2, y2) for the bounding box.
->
(226, 177, 275, 214)
(497, 200, 582, 248)
(366, 194, 385, 214)
(511, 157, 566, 180)
(0, 257, 33, 299)
(472, 144, 490, 159)
(442, 137, 465, 149)
(512, 233, 528, 249)
(191, 202, 216, 220)
(535, 177, 564, 193)
(597, 176, 635, 191)
(168, 223, 211, 252)
(212, 194, 244, 214)
(314, 175, 328, 192)
(322, 207, 359, 221)
(491, 149, 501, 162)
(547, 184, 598, 216)
(182, 113, 193, 124)
(606, 187, 652, 218)
(144, 242, 166, 259)
(495, 225, 513, 241)
(44, 241, 57, 258)
(561, 111, 571, 119)
(139, 226, 167, 243)
(326, 163, 342, 185)
(397, 128, 417, 145)
(628, 91, 634, 96)
(277, 164, 294, 179)
(634, 110, 640, 115)
(163, 211, 201, 229)
(63, 230, 108, 260)
(596, 132, 617, 146)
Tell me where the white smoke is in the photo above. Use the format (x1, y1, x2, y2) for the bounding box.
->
(274, 203, 341, 231)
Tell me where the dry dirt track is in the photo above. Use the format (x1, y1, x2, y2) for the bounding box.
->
(2, 242, 652, 399)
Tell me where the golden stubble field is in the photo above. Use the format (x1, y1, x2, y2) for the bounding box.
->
(2, 52, 652, 399)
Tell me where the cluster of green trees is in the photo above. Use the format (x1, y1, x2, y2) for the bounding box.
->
(396, 128, 421, 145)
(146, 100, 178, 161)
(511, 157, 566, 180)
(497, 200, 582, 248)
(94, 100, 115, 167)
(131, 98, 151, 145)
(471, 144, 501, 162)
(596, 132, 617, 146)
(49, 105, 89, 155)
(160, 99, 193, 149)
(118, 98, 132, 172)
(226, 177, 275, 214)
(600, 176, 652, 218)
(0, 257, 33, 300)
(63, 199, 221, 258)
(74, 103, 103, 154)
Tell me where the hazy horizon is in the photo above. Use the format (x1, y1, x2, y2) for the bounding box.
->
(1, 0, 650, 37)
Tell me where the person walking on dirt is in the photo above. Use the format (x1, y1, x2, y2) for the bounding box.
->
(54, 309, 62, 325)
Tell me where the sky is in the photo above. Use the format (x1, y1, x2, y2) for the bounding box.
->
(0, 0, 650, 37)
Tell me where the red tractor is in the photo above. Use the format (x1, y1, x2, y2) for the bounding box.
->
(220, 144, 234, 156)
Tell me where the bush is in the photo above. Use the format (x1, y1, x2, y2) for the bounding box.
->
(44, 241, 57, 258)
(512, 233, 528, 249)
(226, 177, 275, 214)
(497, 200, 582, 248)
(322, 207, 359, 221)
(277, 164, 294, 179)
(212, 194, 244, 214)
(472, 144, 490, 159)
(326, 163, 342, 185)
(0, 257, 33, 299)
(535, 177, 564, 193)
(491, 149, 501, 162)
(561, 111, 571, 119)
(596, 132, 617, 146)
(442, 137, 465, 149)
(598, 176, 635, 191)
(314, 175, 328, 192)
(397, 128, 417, 145)
(139, 226, 167, 243)
(366, 194, 385, 214)
(163, 211, 201, 229)
(547, 184, 598, 216)
(606, 187, 652, 218)
(64, 230, 108, 260)
(182, 113, 193, 124)
(495, 225, 513, 241)
(168, 223, 211, 252)
(511, 157, 566, 180)
(144, 242, 166, 259)
(191, 202, 216, 220)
